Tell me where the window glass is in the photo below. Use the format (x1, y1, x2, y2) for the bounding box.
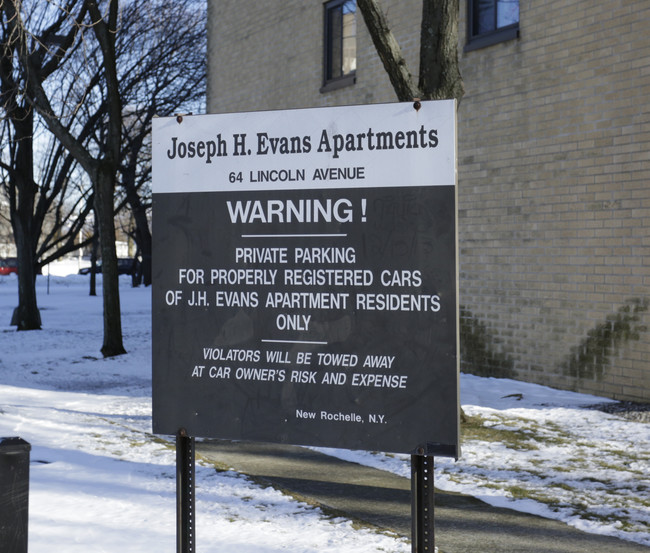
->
(474, 0, 495, 35)
(473, 0, 518, 35)
(497, 0, 519, 28)
(324, 0, 356, 87)
(468, 0, 519, 50)
(341, 1, 357, 75)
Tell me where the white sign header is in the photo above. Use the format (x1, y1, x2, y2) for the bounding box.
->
(152, 100, 456, 193)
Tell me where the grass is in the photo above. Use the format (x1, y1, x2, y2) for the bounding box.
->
(445, 406, 650, 545)
(461, 413, 540, 451)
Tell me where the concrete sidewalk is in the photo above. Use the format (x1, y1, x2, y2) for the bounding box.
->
(197, 440, 648, 553)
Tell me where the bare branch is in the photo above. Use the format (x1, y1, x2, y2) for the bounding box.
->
(357, 0, 419, 101)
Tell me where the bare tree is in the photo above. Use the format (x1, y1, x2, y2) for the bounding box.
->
(2, 0, 126, 355)
(34, 140, 95, 269)
(0, 111, 95, 329)
(115, 0, 206, 286)
(1, 4, 94, 329)
(1, 0, 206, 345)
(357, 0, 464, 102)
(0, 62, 41, 329)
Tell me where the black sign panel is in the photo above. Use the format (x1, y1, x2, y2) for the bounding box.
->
(152, 102, 459, 456)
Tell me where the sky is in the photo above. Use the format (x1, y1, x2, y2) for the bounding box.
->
(0, 263, 648, 552)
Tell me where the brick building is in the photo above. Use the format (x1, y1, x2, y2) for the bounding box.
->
(207, 0, 650, 402)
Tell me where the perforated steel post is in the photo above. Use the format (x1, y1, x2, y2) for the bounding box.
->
(176, 430, 195, 553)
(411, 454, 435, 553)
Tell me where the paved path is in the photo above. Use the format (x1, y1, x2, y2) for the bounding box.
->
(197, 440, 648, 553)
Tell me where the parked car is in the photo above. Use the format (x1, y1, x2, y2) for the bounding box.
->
(78, 262, 99, 275)
(0, 257, 18, 275)
(78, 258, 140, 276)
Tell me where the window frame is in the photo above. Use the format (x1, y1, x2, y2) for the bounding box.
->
(465, 0, 520, 52)
(321, 0, 357, 93)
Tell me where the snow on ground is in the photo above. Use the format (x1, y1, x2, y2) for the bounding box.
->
(0, 266, 649, 552)
(317, 379, 650, 546)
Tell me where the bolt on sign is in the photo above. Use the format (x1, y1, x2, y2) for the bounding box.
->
(152, 101, 459, 457)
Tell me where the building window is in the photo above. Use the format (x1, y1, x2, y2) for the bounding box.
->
(321, 0, 356, 92)
(466, 0, 519, 51)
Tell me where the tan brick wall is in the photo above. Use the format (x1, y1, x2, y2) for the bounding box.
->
(457, 0, 650, 402)
(207, 0, 650, 402)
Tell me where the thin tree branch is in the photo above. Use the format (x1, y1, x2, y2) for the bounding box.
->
(357, 0, 419, 101)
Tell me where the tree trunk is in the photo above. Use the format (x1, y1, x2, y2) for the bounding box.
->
(94, 165, 125, 357)
(357, 0, 419, 101)
(6, 107, 41, 330)
(357, 0, 464, 102)
(136, 215, 152, 286)
(11, 228, 41, 329)
(418, 0, 464, 101)
(123, 177, 152, 286)
(89, 224, 98, 297)
(90, 0, 126, 357)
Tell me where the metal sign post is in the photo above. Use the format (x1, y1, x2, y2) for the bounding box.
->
(411, 454, 435, 552)
(176, 430, 195, 553)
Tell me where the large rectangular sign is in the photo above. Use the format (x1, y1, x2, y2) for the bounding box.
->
(152, 101, 459, 456)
